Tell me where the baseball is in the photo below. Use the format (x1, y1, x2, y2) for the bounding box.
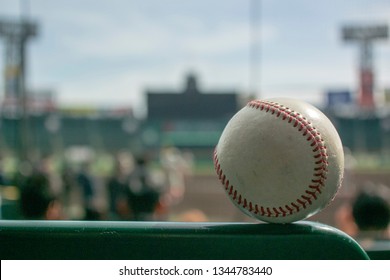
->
(213, 98, 344, 223)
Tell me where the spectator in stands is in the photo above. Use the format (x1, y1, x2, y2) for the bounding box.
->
(106, 159, 132, 220)
(76, 162, 95, 215)
(0, 159, 9, 187)
(20, 172, 63, 220)
(352, 190, 390, 244)
(174, 209, 209, 222)
(336, 182, 390, 249)
(128, 154, 163, 221)
(160, 146, 193, 206)
(61, 163, 77, 208)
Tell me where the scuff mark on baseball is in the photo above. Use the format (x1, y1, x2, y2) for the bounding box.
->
(214, 98, 344, 223)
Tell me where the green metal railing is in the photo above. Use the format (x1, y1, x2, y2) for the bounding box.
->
(0, 220, 370, 260)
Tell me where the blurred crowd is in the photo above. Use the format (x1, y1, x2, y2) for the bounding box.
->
(0, 145, 389, 251)
(333, 149, 390, 250)
(335, 182, 390, 250)
(0, 146, 194, 222)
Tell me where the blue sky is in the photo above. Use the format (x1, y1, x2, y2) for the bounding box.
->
(0, 0, 389, 117)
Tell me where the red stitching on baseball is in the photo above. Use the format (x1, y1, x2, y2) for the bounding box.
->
(286, 205, 293, 215)
(273, 207, 280, 217)
(279, 207, 287, 217)
(213, 100, 329, 218)
(260, 206, 266, 216)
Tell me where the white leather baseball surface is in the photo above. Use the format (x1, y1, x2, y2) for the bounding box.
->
(214, 98, 344, 223)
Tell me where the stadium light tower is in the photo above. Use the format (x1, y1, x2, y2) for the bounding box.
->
(0, 18, 38, 160)
(342, 24, 388, 110)
(250, 0, 261, 99)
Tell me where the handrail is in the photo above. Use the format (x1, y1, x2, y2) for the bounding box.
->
(0, 220, 370, 260)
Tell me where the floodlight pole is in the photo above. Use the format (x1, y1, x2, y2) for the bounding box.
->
(342, 24, 388, 110)
(0, 18, 38, 161)
(250, 0, 261, 99)
(359, 39, 374, 108)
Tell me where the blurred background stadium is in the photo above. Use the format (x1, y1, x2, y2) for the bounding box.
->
(0, 0, 389, 235)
